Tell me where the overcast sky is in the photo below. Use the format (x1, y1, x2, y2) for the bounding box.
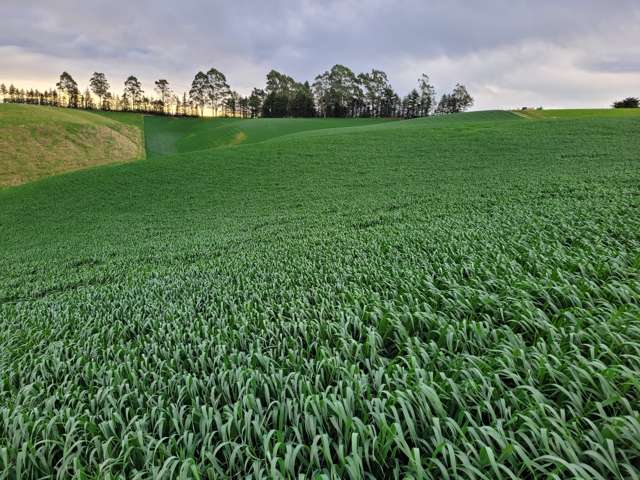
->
(2, 0, 640, 109)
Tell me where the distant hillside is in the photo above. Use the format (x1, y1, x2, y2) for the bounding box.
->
(0, 105, 144, 187)
(143, 115, 391, 158)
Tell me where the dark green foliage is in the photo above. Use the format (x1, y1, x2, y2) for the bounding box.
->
(248, 88, 266, 118)
(436, 84, 474, 114)
(289, 82, 316, 117)
(613, 97, 639, 108)
(189, 71, 208, 116)
(262, 70, 299, 118)
(1, 110, 639, 478)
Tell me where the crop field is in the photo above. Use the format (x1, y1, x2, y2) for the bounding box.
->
(143, 116, 391, 158)
(1, 107, 639, 478)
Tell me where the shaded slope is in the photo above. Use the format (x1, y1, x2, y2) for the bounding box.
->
(0, 105, 144, 187)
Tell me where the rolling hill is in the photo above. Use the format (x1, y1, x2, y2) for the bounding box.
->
(143, 115, 391, 157)
(1, 108, 639, 478)
(0, 105, 144, 187)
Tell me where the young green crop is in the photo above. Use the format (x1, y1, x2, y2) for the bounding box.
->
(0, 109, 639, 479)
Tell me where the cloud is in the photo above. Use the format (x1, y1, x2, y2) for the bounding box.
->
(583, 58, 640, 74)
(2, 0, 639, 108)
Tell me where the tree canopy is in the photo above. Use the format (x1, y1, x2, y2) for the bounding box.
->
(613, 97, 639, 108)
(2, 65, 478, 119)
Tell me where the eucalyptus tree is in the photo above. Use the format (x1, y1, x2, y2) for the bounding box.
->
(89, 72, 110, 109)
(313, 64, 361, 118)
(248, 88, 265, 118)
(417, 74, 436, 116)
(436, 84, 474, 114)
(359, 69, 391, 117)
(181, 92, 189, 116)
(189, 71, 208, 116)
(403, 89, 421, 118)
(312, 72, 329, 117)
(225, 91, 241, 117)
(205, 68, 230, 116)
(263, 70, 298, 117)
(239, 96, 250, 118)
(290, 81, 316, 117)
(154, 79, 173, 114)
(82, 88, 94, 109)
(451, 83, 473, 112)
(381, 86, 400, 117)
(102, 92, 113, 111)
(56, 71, 79, 108)
(123, 75, 144, 111)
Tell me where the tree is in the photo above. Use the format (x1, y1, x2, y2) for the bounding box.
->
(248, 88, 265, 118)
(102, 92, 113, 111)
(435, 94, 454, 114)
(89, 72, 110, 109)
(151, 99, 164, 114)
(312, 71, 330, 117)
(0, 84, 6, 103)
(205, 68, 230, 117)
(123, 76, 144, 111)
(56, 71, 79, 108)
(451, 83, 473, 112)
(290, 82, 316, 117)
(402, 89, 421, 118)
(189, 71, 208, 116)
(359, 69, 391, 117)
(82, 88, 94, 109)
(436, 84, 474, 114)
(417, 74, 436, 116)
(380, 86, 400, 117)
(263, 70, 298, 117)
(154, 79, 172, 114)
(225, 91, 241, 117)
(239, 96, 250, 118)
(313, 65, 361, 118)
(613, 97, 639, 108)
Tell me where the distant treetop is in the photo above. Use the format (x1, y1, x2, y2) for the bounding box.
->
(613, 97, 639, 108)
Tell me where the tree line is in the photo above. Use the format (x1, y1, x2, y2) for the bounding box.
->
(0, 65, 474, 118)
(612, 97, 639, 108)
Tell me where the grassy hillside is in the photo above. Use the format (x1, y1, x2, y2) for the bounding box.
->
(0, 105, 144, 187)
(1, 110, 639, 478)
(144, 115, 391, 157)
(515, 108, 640, 120)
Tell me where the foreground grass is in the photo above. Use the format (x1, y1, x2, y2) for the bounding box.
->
(1, 110, 639, 478)
(0, 105, 144, 187)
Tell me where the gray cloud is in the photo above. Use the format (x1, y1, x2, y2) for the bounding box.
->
(2, 0, 640, 108)
(583, 58, 640, 74)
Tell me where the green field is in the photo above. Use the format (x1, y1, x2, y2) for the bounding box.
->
(1, 107, 639, 478)
(143, 116, 391, 158)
